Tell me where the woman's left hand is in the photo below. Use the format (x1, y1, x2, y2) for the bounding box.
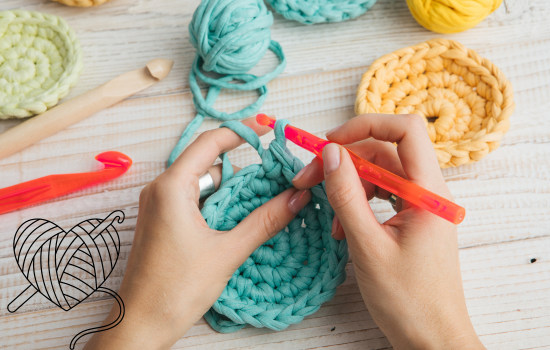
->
(84, 118, 311, 350)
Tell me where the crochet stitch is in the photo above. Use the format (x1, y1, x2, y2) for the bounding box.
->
(52, 0, 110, 6)
(201, 119, 348, 333)
(0, 10, 83, 119)
(167, 0, 286, 166)
(265, 0, 378, 25)
(406, 0, 502, 34)
(355, 39, 515, 168)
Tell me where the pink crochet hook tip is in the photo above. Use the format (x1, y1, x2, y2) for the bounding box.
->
(0, 151, 132, 215)
(256, 114, 466, 225)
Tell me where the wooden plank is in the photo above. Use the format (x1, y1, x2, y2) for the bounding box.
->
(1, 236, 548, 349)
(1, 0, 549, 348)
(0, 0, 546, 102)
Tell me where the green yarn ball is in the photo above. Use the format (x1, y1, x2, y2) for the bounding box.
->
(167, 0, 286, 166)
(0, 10, 83, 119)
(201, 120, 348, 333)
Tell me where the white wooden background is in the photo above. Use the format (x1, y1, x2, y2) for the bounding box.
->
(1, 0, 549, 349)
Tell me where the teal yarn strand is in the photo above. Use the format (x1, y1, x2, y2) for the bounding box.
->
(266, 0, 378, 24)
(168, 0, 286, 167)
(201, 120, 348, 333)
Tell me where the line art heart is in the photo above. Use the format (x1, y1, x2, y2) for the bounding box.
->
(7, 210, 126, 349)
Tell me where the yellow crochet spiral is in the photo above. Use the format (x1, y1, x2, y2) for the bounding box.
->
(406, 0, 503, 34)
(355, 39, 515, 168)
(0, 10, 83, 119)
(52, 0, 110, 6)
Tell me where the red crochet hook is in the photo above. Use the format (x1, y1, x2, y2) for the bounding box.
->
(0, 152, 132, 215)
(256, 114, 465, 224)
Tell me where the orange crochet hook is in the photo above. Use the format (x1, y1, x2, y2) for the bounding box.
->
(256, 114, 465, 224)
(0, 152, 132, 215)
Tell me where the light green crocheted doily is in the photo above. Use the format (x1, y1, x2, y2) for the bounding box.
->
(0, 10, 83, 119)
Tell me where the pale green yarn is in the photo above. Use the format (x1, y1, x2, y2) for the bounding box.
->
(0, 10, 83, 119)
(265, 0, 378, 24)
(201, 119, 348, 333)
(167, 0, 286, 167)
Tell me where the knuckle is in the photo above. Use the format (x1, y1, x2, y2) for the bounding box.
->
(407, 114, 426, 130)
(355, 114, 371, 123)
(327, 182, 357, 211)
(139, 185, 149, 203)
(196, 129, 218, 144)
(196, 130, 212, 141)
(148, 175, 175, 199)
(193, 131, 215, 149)
(260, 210, 283, 239)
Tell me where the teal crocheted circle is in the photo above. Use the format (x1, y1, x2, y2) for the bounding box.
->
(0, 10, 83, 119)
(167, 0, 286, 167)
(265, 0, 378, 24)
(201, 120, 348, 333)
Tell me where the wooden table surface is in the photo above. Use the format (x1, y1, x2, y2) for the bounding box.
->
(1, 0, 549, 349)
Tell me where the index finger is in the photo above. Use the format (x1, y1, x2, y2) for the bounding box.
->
(326, 114, 444, 191)
(168, 117, 271, 178)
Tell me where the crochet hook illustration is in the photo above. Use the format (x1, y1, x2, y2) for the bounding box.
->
(256, 114, 465, 224)
(0, 151, 132, 215)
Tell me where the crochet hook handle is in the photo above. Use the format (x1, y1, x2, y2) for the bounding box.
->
(0, 152, 132, 215)
(256, 114, 465, 225)
(346, 150, 465, 224)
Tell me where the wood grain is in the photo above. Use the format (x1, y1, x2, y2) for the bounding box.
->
(2, 237, 549, 349)
(1, 0, 549, 348)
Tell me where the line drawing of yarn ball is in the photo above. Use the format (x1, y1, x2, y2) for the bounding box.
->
(7, 210, 126, 349)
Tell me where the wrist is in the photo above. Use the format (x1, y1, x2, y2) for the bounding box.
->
(84, 281, 208, 350)
(390, 317, 485, 350)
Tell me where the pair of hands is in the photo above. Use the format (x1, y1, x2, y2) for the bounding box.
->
(85, 114, 484, 349)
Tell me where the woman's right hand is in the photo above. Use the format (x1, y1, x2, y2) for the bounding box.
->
(292, 114, 485, 350)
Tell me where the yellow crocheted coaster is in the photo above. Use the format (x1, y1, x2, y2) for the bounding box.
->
(0, 10, 83, 119)
(53, 0, 110, 6)
(355, 39, 515, 168)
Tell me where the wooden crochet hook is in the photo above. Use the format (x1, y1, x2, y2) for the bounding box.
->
(0, 59, 174, 160)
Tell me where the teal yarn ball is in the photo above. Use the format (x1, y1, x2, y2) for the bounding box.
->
(168, 0, 286, 166)
(265, 0, 378, 24)
(201, 120, 349, 333)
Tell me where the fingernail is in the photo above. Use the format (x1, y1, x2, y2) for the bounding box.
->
(326, 125, 341, 137)
(292, 165, 308, 183)
(331, 215, 340, 237)
(323, 143, 340, 175)
(288, 189, 311, 214)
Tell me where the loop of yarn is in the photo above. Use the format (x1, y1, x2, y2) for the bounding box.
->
(355, 39, 515, 168)
(52, 0, 110, 6)
(201, 120, 348, 333)
(406, 0, 502, 34)
(0, 10, 83, 119)
(168, 0, 286, 166)
(265, 0, 377, 25)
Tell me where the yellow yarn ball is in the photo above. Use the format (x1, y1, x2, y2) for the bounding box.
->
(406, 0, 503, 34)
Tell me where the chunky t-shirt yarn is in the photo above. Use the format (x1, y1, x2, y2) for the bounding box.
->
(201, 119, 348, 333)
(167, 0, 286, 166)
(0, 10, 83, 119)
(406, 0, 502, 34)
(52, 0, 110, 6)
(355, 39, 514, 168)
(265, 0, 378, 25)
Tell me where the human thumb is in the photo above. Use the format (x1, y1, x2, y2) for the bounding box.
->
(322, 144, 381, 241)
(231, 187, 311, 258)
